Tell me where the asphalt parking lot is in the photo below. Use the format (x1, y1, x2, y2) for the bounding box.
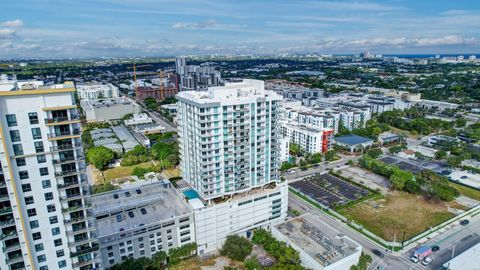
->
(379, 155, 448, 174)
(290, 173, 370, 208)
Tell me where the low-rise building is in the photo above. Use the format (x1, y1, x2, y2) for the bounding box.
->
(187, 181, 288, 255)
(77, 83, 119, 100)
(442, 242, 480, 270)
(91, 180, 195, 269)
(272, 213, 362, 270)
(124, 113, 153, 126)
(334, 134, 374, 153)
(81, 98, 141, 122)
(281, 122, 333, 154)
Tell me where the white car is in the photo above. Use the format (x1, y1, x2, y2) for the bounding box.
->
(421, 257, 432, 266)
(410, 255, 419, 263)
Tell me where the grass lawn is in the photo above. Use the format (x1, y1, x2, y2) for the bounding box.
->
(338, 191, 455, 241)
(169, 256, 244, 270)
(163, 167, 181, 178)
(103, 161, 155, 181)
(449, 182, 480, 201)
(389, 126, 419, 139)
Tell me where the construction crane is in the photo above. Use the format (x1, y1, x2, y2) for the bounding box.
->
(127, 63, 167, 101)
(159, 70, 164, 100)
(127, 63, 151, 100)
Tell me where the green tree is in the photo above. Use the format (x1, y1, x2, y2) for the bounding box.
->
(324, 150, 336, 161)
(455, 117, 467, 128)
(220, 235, 253, 261)
(86, 146, 115, 170)
(435, 150, 447, 160)
(366, 148, 383, 159)
(289, 143, 300, 156)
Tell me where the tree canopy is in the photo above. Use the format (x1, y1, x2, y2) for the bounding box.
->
(86, 146, 115, 170)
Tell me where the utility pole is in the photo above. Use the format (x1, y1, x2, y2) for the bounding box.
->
(391, 233, 396, 253)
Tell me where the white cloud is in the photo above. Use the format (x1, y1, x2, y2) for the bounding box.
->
(1, 19, 23, 27)
(0, 29, 16, 39)
(172, 20, 216, 29)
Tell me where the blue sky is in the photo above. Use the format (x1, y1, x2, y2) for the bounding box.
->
(1, 0, 480, 58)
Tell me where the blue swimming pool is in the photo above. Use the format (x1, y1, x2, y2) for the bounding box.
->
(183, 188, 199, 200)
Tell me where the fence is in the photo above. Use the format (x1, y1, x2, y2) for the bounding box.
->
(290, 186, 480, 250)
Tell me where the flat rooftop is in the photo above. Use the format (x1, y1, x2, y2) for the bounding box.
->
(92, 181, 191, 238)
(442, 242, 480, 270)
(275, 213, 361, 267)
(335, 134, 373, 146)
(176, 79, 282, 104)
(80, 98, 134, 111)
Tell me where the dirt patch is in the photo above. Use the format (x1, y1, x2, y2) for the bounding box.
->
(337, 166, 390, 194)
(170, 256, 245, 270)
(339, 191, 456, 241)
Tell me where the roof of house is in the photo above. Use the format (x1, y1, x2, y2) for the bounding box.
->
(334, 134, 373, 146)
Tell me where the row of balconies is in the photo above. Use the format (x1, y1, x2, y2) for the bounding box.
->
(45, 114, 80, 124)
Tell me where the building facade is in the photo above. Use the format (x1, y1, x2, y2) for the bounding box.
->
(91, 181, 194, 268)
(280, 123, 333, 154)
(76, 83, 119, 100)
(176, 79, 288, 254)
(0, 82, 99, 270)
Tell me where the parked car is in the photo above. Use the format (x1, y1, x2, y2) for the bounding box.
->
(372, 249, 384, 258)
(431, 245, 440, 253)
(461, 175, 468, 179)
(313, 164, 321, 169)
(421, 257, 432, 266)
(460, 219, 470, 226)
(410, 255, 419, 263)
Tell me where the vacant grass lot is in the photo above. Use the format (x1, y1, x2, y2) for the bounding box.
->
(170, 256, 245, 270)
(339, 191, 455, 241)
(449, 182, 480, 201)
(103, 161, 155, 181)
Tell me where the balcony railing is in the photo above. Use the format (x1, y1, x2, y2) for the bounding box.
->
(0, 207, 13, 215)
(45, 114, 80, 124)
(70, 244, 99, 257)
(47, 129, 81, 139)
(0, 230, 17, 240)
(52, 155, 85, 164)
(2, 243, 21, 253)
(54, 167, 86, 177)
(50, 143, 82, 152)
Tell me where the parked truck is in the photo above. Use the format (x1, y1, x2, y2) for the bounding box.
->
(410, 246, 432, 263)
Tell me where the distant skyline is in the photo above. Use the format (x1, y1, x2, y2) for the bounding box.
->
(1, 0, 480, 58)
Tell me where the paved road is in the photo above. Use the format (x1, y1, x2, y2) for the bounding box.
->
(283, 154, 359, 181)
(288, 194, 419, 270)
(401, 213, 480, 270)
(143, 109, 177, 132)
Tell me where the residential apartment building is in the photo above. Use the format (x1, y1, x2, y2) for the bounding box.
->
(280, 122, 333, 154)
(76, 83, 119, 100)
(91, 181, 194, 269)
(0, 82, 99, 270)
(175, 57, 222, 92)
(176, 79, 288, 254)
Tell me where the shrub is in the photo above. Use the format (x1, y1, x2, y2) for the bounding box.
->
(220, 235, 253, 261)
(87, 146, 115, 170)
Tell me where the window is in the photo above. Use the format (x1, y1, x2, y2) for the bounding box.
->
(56, 250, 65, 259)
(32, 128, 42, 140)
(25, 196, 34, 205)
(54, 238, 62, 247)
(58, 260, 66, 268)
(35, 243, 44, 252)
(47, 204, 56, 213)
(39, 266, 48, 270)
(9, 130, 21, 142)
(30, 220, 39, 229)
(22, 183, 31, 192)
(6, 114, 17, 127)
(13, 144, 23, 156)
(32, 232, 42, 240)
(37, 154, 46, 163)
(37, 254, 46, 263)
(16, 157, 26, 167)
(52, 227, 60, 236)
(19, 170, 29, 180)
(18, 171, 28, 179)
(108, 252, 114, 257)
(44, 192, 53, 201)
(42, 180, 51, 188)
(29, 112, 39, 124)
(34, 141, 44, 153)
(49, 216, 58, 224)
(39, 167, 49, 176)
(27, 208, 37, 217)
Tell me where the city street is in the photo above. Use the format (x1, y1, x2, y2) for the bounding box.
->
(143, 109, 178, 132)
(288, 194, 420, 270)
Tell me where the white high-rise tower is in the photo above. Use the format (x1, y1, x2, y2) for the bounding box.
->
(0, 82, 99, 270)
(177, 79, 288, 254)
